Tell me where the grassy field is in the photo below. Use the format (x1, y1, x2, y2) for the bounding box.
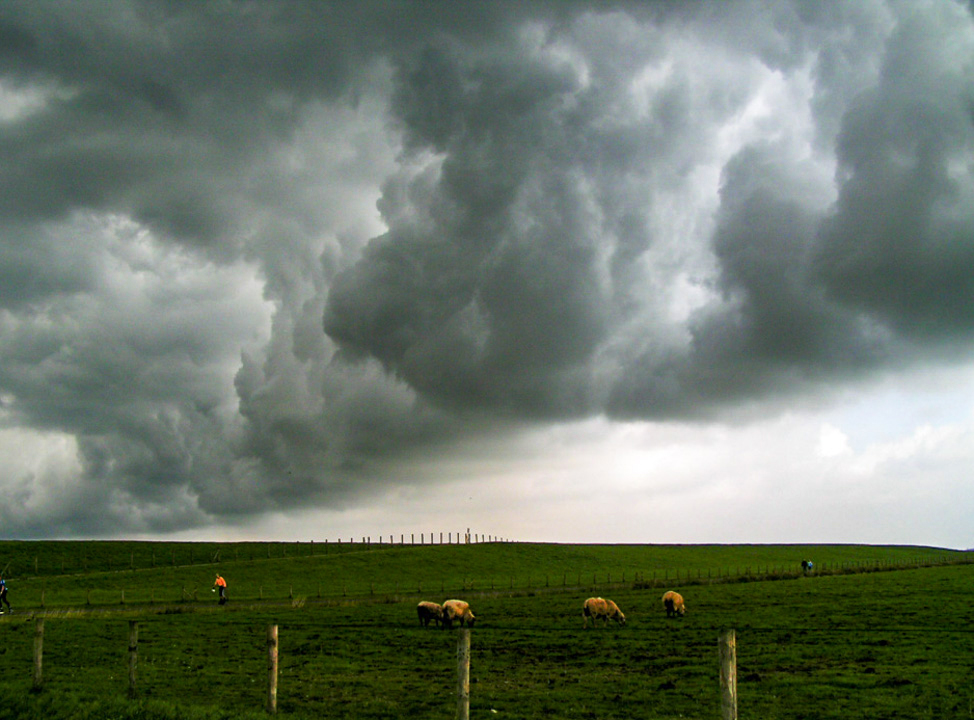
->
(0, 542, 971, 719)
(0, 540, 962, 608)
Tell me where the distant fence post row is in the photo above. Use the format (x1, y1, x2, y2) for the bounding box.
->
(14, 554, 974, 612)
(5, 532, 516, 578)
(15, 553, 969, 584)
(329, 531, 509, 547)
(21, 618, 739, 718)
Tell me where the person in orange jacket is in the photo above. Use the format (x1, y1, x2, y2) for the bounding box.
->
(213, 574, 228, 604)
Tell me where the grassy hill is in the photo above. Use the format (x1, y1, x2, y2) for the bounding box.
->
(0, 541, 971, 720)
(0, 540, 965, 609)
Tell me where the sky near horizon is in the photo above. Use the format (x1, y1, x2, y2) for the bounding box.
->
(1, 1, 973, 548)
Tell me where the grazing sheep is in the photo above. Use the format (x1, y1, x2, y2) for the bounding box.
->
(417, 601, 444, 628)
(662, 590, 686, 617)
(583, 597, 626, 627)
(442, 599, 476, 628)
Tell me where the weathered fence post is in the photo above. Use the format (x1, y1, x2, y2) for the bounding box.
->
(128, 620, 139, 698)
(33, 619, 44, 691)
(267, 625, 279, 714)
(456, 628, 471, 720)
(719, 629, 737, 720)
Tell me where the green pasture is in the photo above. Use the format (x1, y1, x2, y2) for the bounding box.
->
(0, 541, 963, 609)
(0, 542, 972, 719)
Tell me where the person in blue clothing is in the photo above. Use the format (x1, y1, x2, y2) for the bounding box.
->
(0, 575, 10, 614)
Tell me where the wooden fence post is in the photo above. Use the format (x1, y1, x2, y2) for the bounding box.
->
(456, 628, 471, 720)
(267, 625, 279, 714)
(33, 619, 44, 691)
(128, 621, 139, 698)
(719, 629, 737, 720)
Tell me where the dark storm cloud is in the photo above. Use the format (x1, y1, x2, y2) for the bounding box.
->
(814, 4, 974, 337)
(325, 10, 708, 416)
(2, 0, 973, 537)
(328, 0, 974, 419)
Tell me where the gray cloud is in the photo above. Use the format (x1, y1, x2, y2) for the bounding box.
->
(2, 0, 973, 538)
(814, 3, 974, 337)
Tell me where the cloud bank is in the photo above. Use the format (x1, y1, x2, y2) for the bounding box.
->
(1, 1, 973, 541)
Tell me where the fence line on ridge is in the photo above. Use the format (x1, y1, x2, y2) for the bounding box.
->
(0, 531, 514, 580)
(9, 553, 973, 613)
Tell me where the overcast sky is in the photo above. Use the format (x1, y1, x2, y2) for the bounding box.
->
(2, 0, 973, 548)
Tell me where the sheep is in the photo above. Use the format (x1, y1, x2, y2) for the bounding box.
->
(442, 599, 476, 628)
(662, 590, 686, 617)
(417, 601, 444, 628)
(583, 597, 626, 627)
